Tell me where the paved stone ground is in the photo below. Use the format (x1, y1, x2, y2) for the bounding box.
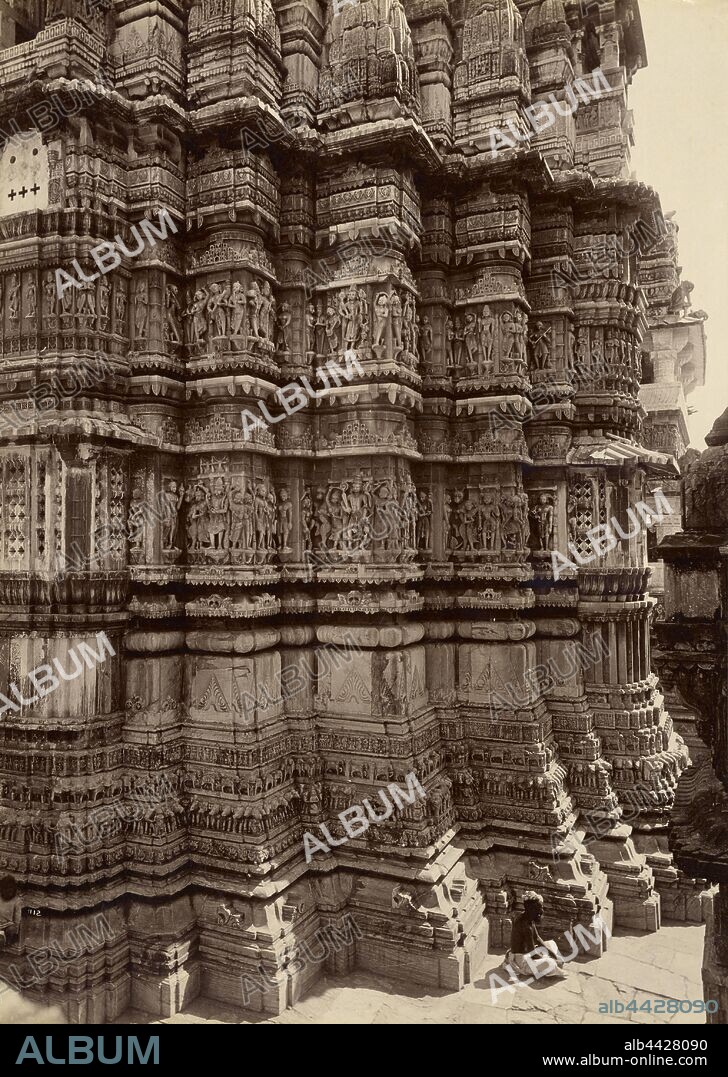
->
(118, 921, 707, 1026)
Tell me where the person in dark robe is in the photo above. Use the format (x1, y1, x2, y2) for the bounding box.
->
(506, 891, 568, 980)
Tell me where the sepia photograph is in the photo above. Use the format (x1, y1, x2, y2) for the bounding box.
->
(0, 0, 726, 1063)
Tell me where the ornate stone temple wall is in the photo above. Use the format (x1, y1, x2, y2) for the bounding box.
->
(639, 215, 709, 770)
(0, 0, 706, 1019)
(655, 411, 728, 1023)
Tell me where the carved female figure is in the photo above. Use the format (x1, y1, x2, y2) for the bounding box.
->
(61, 276, 74, 318)
(340, 285, 360, 346)
(314, 299, 326, 354)
(305, 303, 317, 354)
(461, 494, 478, 553)
(8, 274, 20, 327)
(517, 309, 529, 364)
(207, 478, 229, 550)
(341, 479, 372, 551)
(247, 280, 263, 337)
(265, 487, 277, 550)
(403, 293, 417, 352)
(228, 486, 246, 549)
(276, 301, 292, 352)
(312, 485, 331, 550)
(452, 317, 465, 370)
(501, 310, 516, 359)
(463, 312, 478, 372)
(575, 329, 588, 365)
(390, 291, 403, 349)
(25, 279, 37, 322)
(403, 479, 418, 550)
(530, 493, 555, 551)
(43, 271, 58, 325)
(277, 487, 293, 551)
(188, 288, 209, 344)
(128, 485, 147, 553)
(165, 284, 182, 343)
(134, 281, 148, 338)
(357, 288, 369, 345)
(97, 277, 111, 326)
(324, 302, 341, 354)
(326, 485, 345, 551)
(161, 480, 185, 549)
(416, 490, 432, 550)
(500, 494, 519, 548)
(254, 483, 268, 550)
(529, 321, 552, 370)
(301, 487, 314, 551)
(207, 282, 229, 338)
(444, 315, 454, 372)
(259, 281, 274, 341)
(373, 292, 390, 347)
(114, 282, 127, 333)
(480, 495, 501, 552)
(478, 305, 494, 369)
(420, 316, 433, 360)
(228, 281, 247, 337)
(186, 486, 209, 550)
(79, 279, 96, 326)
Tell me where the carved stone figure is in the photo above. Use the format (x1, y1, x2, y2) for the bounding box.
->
(43, 271, 58, 326)
(229, 486, 247, 551)
(8, 274, 20, 327)
(301, 487, 314, 552)
(501, 310, 515, 359)
(373, 292, 390, 347)
(463, 311, 478, 372)
(390, 291, 403, 350)
(340, 285, 361, 347)
(26, 280, 37, 322)
(529, 321, 553, 369)
(134, 281, 148, 338)
(207, 283, 229, 338)
(228, 281, 247, 337)
(186, 485, 209, 551)
(478, 305, 494, 369)
(128, 484, 147, 555)
(187, 288, 209, 344)
(416, 490, 432, 550)
(165, 284, 183, 342)
(341, 479, 371, 551)
(276, 301, 292, 351)
(97, 277, 111, 327)
(78, 278, 95, 326)
(324, 302, 341, 355)
(305, 303, 317, 354)
(247, 280, 263, 338)
(445, 315, 455, 372)
(530, 493, 555, 551)
(161, 480, 185, 549)
(260, 281, 274, 341)
(114, 282, 127, 333)
(207, 477, 229, 550)
(277, 487, 293, 551)
(420, 316, 433, 359)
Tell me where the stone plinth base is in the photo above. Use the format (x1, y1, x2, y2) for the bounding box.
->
(589, 831, 661, 931)
(469, 842, 612, 954)
(632, 832, 714, 923)
(349, 854, 490, 992)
